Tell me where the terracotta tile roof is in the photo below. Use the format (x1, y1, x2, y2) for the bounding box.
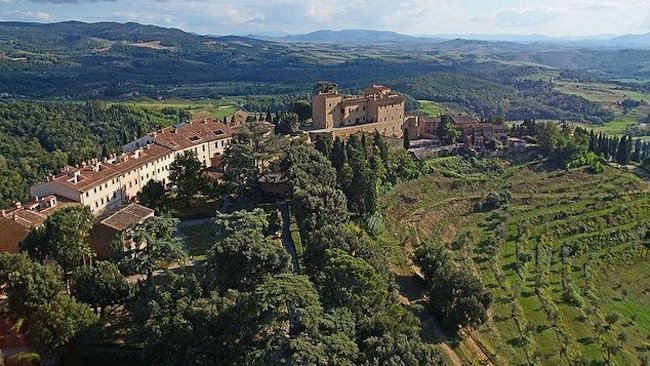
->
(0, 195, 74, 253)
(152, 119, 234, 151)
(36, 119, 234, 194)
(450, 115, 479, 125)
(47, 143, 171, 192)
(373, 95, 404, 106)
(100, 203, 154, 231)
(341, 98, 367, 106)
(0, 217, 30, 253)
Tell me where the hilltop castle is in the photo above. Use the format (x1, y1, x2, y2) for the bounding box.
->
(311, 85, 406, 138)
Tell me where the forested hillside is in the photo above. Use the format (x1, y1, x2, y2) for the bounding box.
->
(0, 101, 185, 206)
(0, 21, 636, 125)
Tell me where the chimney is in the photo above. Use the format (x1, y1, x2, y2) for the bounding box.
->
(202, 118, 208, 124)
(14, 201, 22, 209)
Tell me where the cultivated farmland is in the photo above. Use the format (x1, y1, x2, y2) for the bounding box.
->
(380, 156, 649, 365)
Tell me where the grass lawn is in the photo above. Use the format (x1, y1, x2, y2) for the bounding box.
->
(417, 100, 444, 117)
(167, 195, 222, 220)
(379, 155, 650, 365)
(180, 221, 215, 259)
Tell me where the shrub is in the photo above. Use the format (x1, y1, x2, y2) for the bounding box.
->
(567, 151, 604, 173)
(6, 352, 41, 366)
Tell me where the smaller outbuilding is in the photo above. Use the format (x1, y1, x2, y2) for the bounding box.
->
(88, 203, 155, 259)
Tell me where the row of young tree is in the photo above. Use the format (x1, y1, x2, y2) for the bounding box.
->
(587, 131, 650, 165)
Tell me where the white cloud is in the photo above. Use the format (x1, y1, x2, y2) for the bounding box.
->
(0, 10, 52, 21)
(2, 0, 650, 36)
(495, 8, 559, 27)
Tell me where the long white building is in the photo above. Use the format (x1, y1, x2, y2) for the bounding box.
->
(30, 118, 233, 214)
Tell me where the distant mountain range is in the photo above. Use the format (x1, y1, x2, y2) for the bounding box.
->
(248, 29, 446, 44)
(248, 29, 650, 49)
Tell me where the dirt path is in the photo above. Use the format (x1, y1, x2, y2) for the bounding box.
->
(397, 221, 494, 366)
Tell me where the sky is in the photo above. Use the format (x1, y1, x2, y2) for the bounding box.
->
(1, 0, 650, 37)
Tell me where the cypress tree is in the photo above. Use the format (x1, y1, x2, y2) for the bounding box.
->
(331, 137, 347, 171)
(597, 133, 604, 154)
(404, 128, 411, 149)
(373, 130, 389, 167)
(314, 135, 331, 158)
(616, 136, 627, 164)
(588, 130, 595, 152)
(624, 136, 633, 164)
(361, 133, 369, 159)
(632, 139, 642, 162)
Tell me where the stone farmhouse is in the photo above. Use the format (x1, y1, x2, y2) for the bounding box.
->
(404, 114, 509, 147)
(30, 118, 233, 215)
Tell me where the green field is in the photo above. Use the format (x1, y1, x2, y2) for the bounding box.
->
(380, 156, 649, 365)
(417, 100, 443, 116)
(552, 80, 650, 137)
(121, 99, 239, 120)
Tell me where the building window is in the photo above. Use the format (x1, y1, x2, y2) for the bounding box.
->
(85, 192, 89, 197)
(95, 202, 99, 208)
(94, 188, 97, 193)
(202, 145, 205, 152)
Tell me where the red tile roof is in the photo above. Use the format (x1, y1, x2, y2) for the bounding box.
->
(152, 119, 234, 151)
(100, 203, 154, 231)
(39, 119, 233, 193)
(450, 115, 480, 125)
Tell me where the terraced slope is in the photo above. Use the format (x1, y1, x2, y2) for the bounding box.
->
(380, 156, 649, 365)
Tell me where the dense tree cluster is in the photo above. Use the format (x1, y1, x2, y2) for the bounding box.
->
(415, 241, 492, 332)
(313, 131, 426, 217)
(281, 142, 445, 365)
(221, 120, 286, 198)
(394, 73, 615, 123)
(524, 120, 649, 169)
